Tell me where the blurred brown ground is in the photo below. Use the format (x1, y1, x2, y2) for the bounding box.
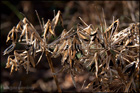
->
(0, 1, 139, 92)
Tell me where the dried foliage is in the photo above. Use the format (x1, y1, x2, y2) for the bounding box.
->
(3, 9, 139, 92)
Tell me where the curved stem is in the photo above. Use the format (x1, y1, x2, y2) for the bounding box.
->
(45, 51, 62, 93)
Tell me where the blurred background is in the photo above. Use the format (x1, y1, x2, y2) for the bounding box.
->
(1, 1, 139, 92)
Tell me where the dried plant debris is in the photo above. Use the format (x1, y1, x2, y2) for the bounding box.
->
(4, 11, 62, 73)
(4, 10, 139, 92)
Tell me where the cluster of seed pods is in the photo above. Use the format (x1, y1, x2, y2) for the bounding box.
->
(4, 11, 139, 92)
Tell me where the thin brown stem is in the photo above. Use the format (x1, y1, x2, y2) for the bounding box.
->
(45, 51, 62, 93)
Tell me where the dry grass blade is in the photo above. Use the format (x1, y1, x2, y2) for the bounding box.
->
(43, 19, 50, 39)
(35, 10, 43, 32)
(79, 17, 88, 26)
(51, 10, 61, 31)
(36, 49, 44, 65)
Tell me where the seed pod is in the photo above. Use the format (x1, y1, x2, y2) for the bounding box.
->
(3, 43, 16, 55)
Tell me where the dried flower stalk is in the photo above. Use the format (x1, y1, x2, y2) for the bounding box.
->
(4, 10, 139, 92)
